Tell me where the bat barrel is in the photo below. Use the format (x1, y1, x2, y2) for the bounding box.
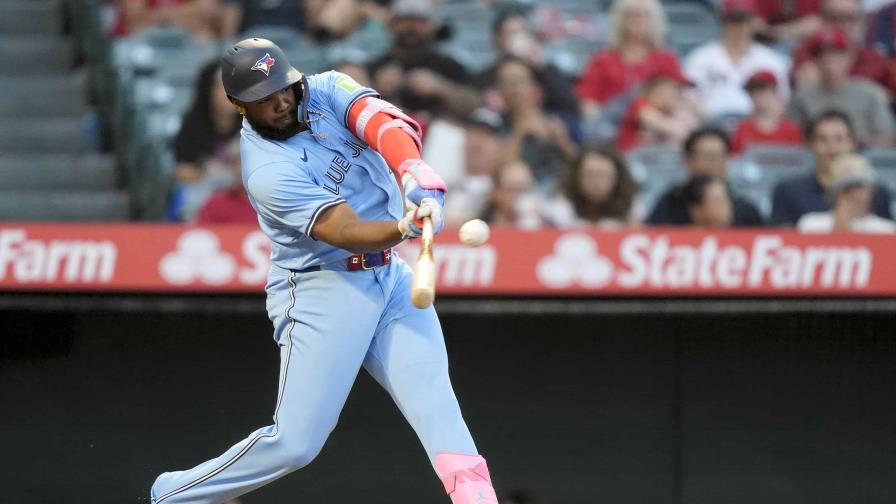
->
(411, 217, 435, 308)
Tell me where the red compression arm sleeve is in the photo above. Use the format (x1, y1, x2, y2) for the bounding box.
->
(347, 97, 421, 173)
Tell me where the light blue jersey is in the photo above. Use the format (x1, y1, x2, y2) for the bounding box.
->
(240, 71, 404, 270)
(150, 69, 485, 504)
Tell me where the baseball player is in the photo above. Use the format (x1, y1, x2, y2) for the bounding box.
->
(149, 38, 499, 504)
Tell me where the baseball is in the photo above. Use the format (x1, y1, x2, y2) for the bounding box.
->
(459, 219, 490, 247)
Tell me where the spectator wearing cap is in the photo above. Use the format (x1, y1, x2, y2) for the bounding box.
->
(683, 0, 791, 119)
(772, 110, 892, 224)
(495, 58, 578, 186)
(368, 0, 479, 122)
(752, 0, 823, 43)
(443, 108, 506, 226)
(112, 0, 226, 39)
(732, 70, 803, 153)
(545, 144, 639, 228)
(616, 68, 703, 153)
(787, 28, 894, 147)
(481, 8, 579, 120)
(791, 0, 895, 94)
(647, 127, 763, 226)
(575, 0, 683, 120)
(797, 153, 896, 232)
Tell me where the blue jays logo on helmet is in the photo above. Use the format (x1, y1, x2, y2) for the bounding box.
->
(251, 53, 276, 76)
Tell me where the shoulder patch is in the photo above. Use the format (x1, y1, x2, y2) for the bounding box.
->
(335, 74, 362, 94)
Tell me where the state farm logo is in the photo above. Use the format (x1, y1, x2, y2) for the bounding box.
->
(537, 234, 613, 288)
(158, 229, 272, 286)
(537, 233, 873, 290)
(159, 230, 237, 285)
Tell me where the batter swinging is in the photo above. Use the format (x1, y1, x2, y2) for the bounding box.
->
(149, 38, 499, 504)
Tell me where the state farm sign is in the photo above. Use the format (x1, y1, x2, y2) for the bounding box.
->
(0, 224, 892, 296)
(534, 233, 871, 291)
(0, 228, 117, 284)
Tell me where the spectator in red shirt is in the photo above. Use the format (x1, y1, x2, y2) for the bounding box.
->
(195, 185, 257, 224)
(113, 0, 225, 39)
(732, 70, 804, 153)
(575, 0, 683, 118)
(792, 0, 895, 94)
(616, 68, 702, 153)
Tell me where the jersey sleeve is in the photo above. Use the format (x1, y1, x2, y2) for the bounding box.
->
(324, 71, 379, 129)
(246, 162, 346, 238)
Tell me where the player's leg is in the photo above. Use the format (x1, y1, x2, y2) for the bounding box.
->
(363, 260, 499, 504)
(151, 270, 382, 504)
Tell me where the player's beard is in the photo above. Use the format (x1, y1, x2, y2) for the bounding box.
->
(246, 111, 307, 142)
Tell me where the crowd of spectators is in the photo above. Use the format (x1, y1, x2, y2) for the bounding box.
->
(107, 0, 896, 233)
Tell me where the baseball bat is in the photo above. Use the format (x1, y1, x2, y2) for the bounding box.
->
(411, 217, 435, 308)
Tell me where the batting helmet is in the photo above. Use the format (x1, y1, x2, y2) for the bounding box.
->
(221, 38, 303, 103)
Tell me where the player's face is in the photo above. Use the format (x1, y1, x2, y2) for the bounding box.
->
(240, 85, 303, 141)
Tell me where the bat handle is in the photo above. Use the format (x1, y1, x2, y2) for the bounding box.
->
(421, 216, 433, 245)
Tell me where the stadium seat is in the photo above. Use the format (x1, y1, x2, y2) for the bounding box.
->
(0, 77, 86, 117)
(238, 27, 330, 73)
(0, 36, 73, 75)
(626, 146, 688, 210)
(729, 145, 815, 218)
(864, 148, 896, 216)
(113, 26, 210, 77)
(0, 0, 61, 35)
(863, 148, 896, 172)
(545, 37, 603, 78)
(0, 190, 131, 221)
(0, 117, 90, 154)
(712, 113, 749, 135)
(663, 2, 720, 55)
(437, 2, 498, 72)
(286, 45, 330, 75)
(240, 25, 306, 53)
(325, 22, 391, 65)
(0, 154, 116, 190)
